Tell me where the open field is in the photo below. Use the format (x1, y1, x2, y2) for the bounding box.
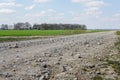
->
(0, 30, 110, 42)
(0, 30, 109, 36)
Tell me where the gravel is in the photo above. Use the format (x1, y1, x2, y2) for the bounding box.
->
(0, 31, 118, 80)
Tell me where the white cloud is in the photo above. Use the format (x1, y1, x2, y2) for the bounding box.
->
(24, 9, 66, 23)
(71, 0, 91, 3)
(85, 1, 106, 7)
(6, 0, 15, 2)
(25, 9, 55, 17)
(1, 0, 16, 2)
(58, 13, 65, 16)
(114, 12, 120, 17)
(0, 9, 15, 13)
(25, 4, 36, 10)
(84, 7, 102, 15)
(71, 0, 107, 16)
(0, 2, 15, 7)
(0, 2, 22, 7)
(33, 0, 49, 3)
(110, 12, 120, 21)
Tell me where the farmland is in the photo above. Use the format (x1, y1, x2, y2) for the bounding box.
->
(0, 30, 109, 42)
(0, 30, 108, 36)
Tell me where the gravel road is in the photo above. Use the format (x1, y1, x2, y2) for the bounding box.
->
(0, 31, 118, 80)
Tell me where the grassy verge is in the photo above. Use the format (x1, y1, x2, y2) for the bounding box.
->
(115, 31, 120, 50)
(0, 37, 43, 43)
(0, 30, 109, 42)
(105, 31, 120, 76)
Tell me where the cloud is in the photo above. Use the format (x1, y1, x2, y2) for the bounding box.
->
(25, 9, 56, 17)
(85, 0, 106, 7)
(71, 0, 107, 16)
(23, 9, 66, 23)
(0, 2, 15, 7)
(33, 0, 49, 3)
(25, 4, 36, 10)
(0, 2, 22, 7)
(0, 9, 15, 13)
(1, 0, 16, 2)
(71, 0, 91, 3)
(84, 7, 102, 15)
(110, 12, 120, 21)
(9, 0, 15, 1)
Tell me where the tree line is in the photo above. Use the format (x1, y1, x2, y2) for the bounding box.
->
(0, 22, 87, 30)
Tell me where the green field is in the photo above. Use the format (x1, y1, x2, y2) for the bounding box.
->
(0, 30, 108, 36)
(0, 30, 109, 42)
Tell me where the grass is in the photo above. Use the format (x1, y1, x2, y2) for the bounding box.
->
(0, 30, 109, 42)
(115, 31, 120, 50)
(93, 75, 103, 80)
(107, 60, 120, 75)
(0, 37, 42, 42)
(0, 30, 84, 36)
(116, 31, 120, 35)
(0, 30, 109, 36)
(105, 31, 120, 75)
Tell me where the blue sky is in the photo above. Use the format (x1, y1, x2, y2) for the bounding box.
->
(0, 0, 120, 29)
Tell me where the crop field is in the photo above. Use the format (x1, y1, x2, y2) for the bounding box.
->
(0, 30, 109, 42)
(0, 30, 109, 36)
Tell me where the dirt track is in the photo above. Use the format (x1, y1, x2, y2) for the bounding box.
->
(0, 31, 118, 80)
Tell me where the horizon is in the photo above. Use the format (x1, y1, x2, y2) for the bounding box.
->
(0, 0, 120, 29)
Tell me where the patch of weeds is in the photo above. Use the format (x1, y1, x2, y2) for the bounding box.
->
(115, 32, 120, 51)
(93, 75, 103, 80)
(82, 68, 88, 72)
(106, 78, 114, 80)
(115, 40, 120, 50)
(107, 60, 120, 75)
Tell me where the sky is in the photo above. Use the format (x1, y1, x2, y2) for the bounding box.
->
(0, 0, 120, 29)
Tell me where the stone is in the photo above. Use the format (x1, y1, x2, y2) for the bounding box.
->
(74, 78, 78, 80)
(3, 72, 13, 77)
(84, 42, 89, 45)
(12, 69, 16, 72)
(37, 58, 42, 62)
(61, 65, 67, 72)
(18, 77, 25, 80)
(41, 62, 48, 68)
(86, 44, 90, 47)
(96, 71, 101, 75)
(86, 64, 95, 69)
(35, 73, 41, 77)
(55, 61, 60, 65)
(39, 75, 45, 80)
(75, 54, 82, 59)
(97, 42, 102, 45)
(14, 43, 19, 48)
(2, 60, 6, 62)
(16, 55, 20, 58)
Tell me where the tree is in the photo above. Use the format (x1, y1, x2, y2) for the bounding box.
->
(1, 24, 8, 30)
(14, 22, 32, 30)
(25, 22, 32, 29)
